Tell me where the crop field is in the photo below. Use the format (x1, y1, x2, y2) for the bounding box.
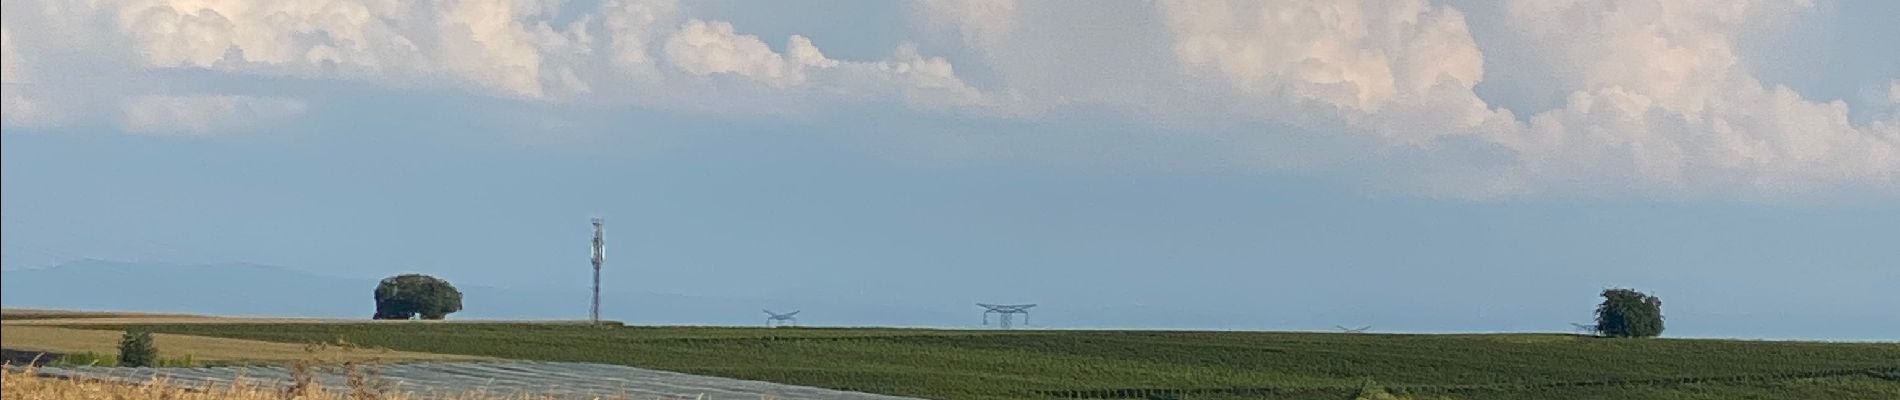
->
(56, 323, 1900, 400)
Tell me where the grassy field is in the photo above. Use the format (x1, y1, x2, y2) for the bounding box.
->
(57, 323, 1900, 400)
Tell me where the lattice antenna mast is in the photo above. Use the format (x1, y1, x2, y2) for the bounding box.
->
(590, 218, 605, 325)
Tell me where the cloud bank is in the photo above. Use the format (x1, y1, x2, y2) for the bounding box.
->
(921, 0, 1898, 199)
(4, 0, 1895, 199)
(1, 0, 997, 124)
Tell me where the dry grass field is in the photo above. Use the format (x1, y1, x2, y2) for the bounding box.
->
(0, 308, 207, 320)
(0, 365, 643, 400)
(0, 308, 602, 327)
(0, 325, 484, 364)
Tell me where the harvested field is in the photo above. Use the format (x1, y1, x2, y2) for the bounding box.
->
(20, 362, 923, 400)
(4, 364, 609, 400)
(0, 326, 482, 364)
(0, 316, 604, 326)
(0, 309, 203, 321)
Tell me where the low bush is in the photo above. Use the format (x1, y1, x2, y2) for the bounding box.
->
(116, 331, 158, 367)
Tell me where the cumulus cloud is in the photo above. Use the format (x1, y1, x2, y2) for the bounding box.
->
(62, 0, 991, 103)
(1, 25, 44, 125)
(1891, 81, 1900, 105)
(6, 0, 1895, 199)
(3, 0, 1000, 133)
(1156, 0, 1507, 143)
(602, 0, 680, 83)
(914, 0, 1018, 51)
(119, 95, 308, 135)
(664, 20, 833, 88)
(931, 0, 1896, 198)
(1, 27, 18, 82)
(1486, 0, 1898, 197)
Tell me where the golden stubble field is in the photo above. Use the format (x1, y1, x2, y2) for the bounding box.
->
(0, 365, 648, 400)
(0, 309, 490, 364)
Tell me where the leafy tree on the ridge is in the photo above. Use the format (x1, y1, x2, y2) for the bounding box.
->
(373, 274, 463, 320)
(1595, 288, 1664, 338)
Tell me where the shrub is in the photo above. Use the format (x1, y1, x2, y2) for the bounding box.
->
(373, 274, 464, 320)
(117, 331, 158, 367)
(51, 351, 117, 367)
(1595, 288, 1665, 338)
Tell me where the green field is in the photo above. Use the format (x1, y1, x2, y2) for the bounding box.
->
(67, 323, 1900, 400)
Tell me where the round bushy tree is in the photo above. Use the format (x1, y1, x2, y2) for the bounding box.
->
(373, 274, 463, 320)
(1595, 288, 1664, 338)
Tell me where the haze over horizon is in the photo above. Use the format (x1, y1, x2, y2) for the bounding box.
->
(3, 0, 1896, 341)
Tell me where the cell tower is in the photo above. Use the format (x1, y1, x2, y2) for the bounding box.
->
(590, 217, 605, 325)
(978, 303, 1036, 329)
(763, 310, 800, 328)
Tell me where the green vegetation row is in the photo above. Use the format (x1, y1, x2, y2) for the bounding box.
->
(40, 351, 199, 368)
(74, 323, 1900, 400)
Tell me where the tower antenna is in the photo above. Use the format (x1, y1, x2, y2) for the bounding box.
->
(590, 217, 605, 325)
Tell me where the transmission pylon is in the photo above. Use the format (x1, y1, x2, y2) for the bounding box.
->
(978, 303, 1036, 329)
(764, 310, 800, 328)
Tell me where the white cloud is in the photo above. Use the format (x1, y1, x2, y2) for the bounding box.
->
(49, 0, 991, 105)
(664, 20, 827, 88)
(655, 19, 994, 111)
(1891, 80, 1900, 105)
(1, 27, 19, 83)
(4, 0, 1003, 136)
(107, 0, 589, 98)
(910, 0, 1896, 198)
(7, 0, 1895, 199)
(602, 0, 679, 83)
(1156, 0, 1504, 143)
(119, 95, 308, 135)
(1485, 0, 1898, 197)
(2, 24, 63, 127)
(914, 0, 1018, 51)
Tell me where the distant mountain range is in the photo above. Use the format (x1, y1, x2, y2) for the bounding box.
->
(0, 259, 965, 326)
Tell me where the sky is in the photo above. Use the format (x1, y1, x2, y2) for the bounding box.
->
(2, 0, 1897, 340)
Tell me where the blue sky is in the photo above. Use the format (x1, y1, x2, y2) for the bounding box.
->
(3, 0, 1897, 340)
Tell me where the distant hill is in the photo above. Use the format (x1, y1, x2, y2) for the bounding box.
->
(0, 259, 774, 323)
